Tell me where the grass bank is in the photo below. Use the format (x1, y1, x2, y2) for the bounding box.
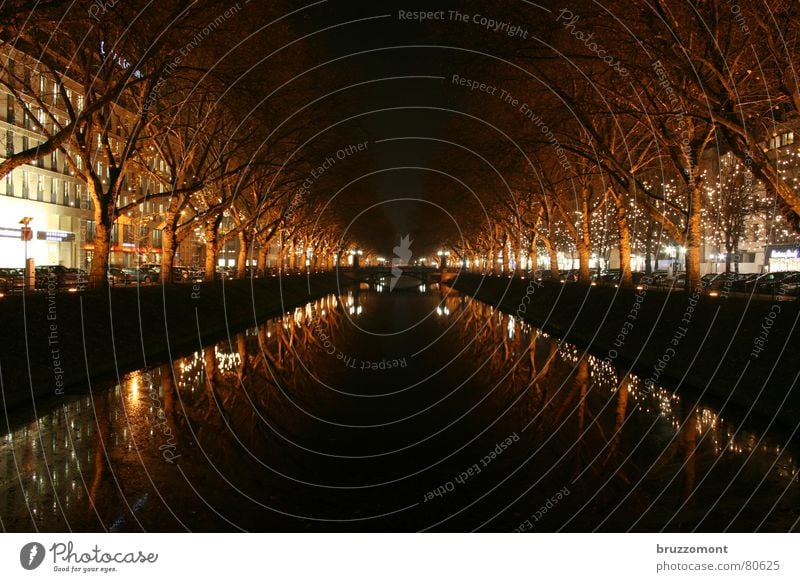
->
(447, 273, 800, 430)
(0, 273, 343, 412)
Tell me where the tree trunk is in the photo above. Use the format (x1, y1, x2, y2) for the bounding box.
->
(578, 194, 591, 284)
(257, 243, 268, 276)
(288, 240, 296, 270)
(236, 230, 250, 278)
(204, 219, 220, 281)
(88, 180, 112, 289)
(685, 183, 703, 289)
(576, 241, 590, 284)
(547, 221, 560, 277)
(501, 233, 510, 273)
(161, 220, 177, 283)
(544, 239, 559, 278)
(529, 234, 538, 274)
(278, 231, 285, 274)
(614, 194, 633, 285)
(160, 199, 181, 282)
(724, 243, 732, 274)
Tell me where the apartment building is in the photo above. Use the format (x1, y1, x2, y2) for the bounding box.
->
(0, 44, 168, 272)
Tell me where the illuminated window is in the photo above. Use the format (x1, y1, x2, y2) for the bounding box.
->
(5, 94, 14, 124)
(769, 132, 795, 149)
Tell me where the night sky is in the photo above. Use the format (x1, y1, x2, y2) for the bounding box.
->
(273, 0, 543, 257)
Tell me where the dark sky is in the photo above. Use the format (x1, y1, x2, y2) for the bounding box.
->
(276, 0, 551, 257)
(279, 1, 464, 256)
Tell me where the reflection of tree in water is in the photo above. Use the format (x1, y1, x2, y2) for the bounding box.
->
(4, 290, 796, 531)
(438, 294, 799, 529)
(162, 293, 352, 483)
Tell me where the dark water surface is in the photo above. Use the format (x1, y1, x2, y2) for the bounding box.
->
(1, 285, 798, 531)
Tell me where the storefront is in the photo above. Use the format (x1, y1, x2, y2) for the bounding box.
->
(0, 198, 83, 269)
(765, 244, 800, 272)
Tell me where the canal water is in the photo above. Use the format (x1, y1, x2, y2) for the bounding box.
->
(1, 284, 797, 532)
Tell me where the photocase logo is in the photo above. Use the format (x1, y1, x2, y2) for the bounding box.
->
(20, 542, 46, 570)
(391, 234, 413, 291)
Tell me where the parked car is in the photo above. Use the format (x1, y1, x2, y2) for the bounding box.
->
(702, 272, 752, 295)
(215, 266, 234, 280)
(594, 271, 652, 287)
(729, 273, 761, 292)
(767, 272, 800, 298)
(107, 267, 129, 286)
(752, 270, 800, 295)
(172, 266, 203, 283)
(121, 266, 160, 284)
(0, 267, 24, 293)
(649, 271, 670, 286)
(598, 270, 622, 284)
(35, 265, 87, 291)
(243, 266, 260, 279)
(559, 270, 579, 283)
(631, 272, 653, 285)
(729, 271, 796, 294)
(656, 271, 686, 288)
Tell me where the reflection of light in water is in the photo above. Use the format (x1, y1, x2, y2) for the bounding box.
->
(5, 290, 798, 528)
(123, 371, 148, 415)
(215, 346, 242, 373)
(174, 351, 204, 391)
(457, 299, 799, 476)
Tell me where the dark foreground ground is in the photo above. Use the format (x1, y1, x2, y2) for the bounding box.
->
(0, 272, 342, 411)
(447, 273, 800, 430)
